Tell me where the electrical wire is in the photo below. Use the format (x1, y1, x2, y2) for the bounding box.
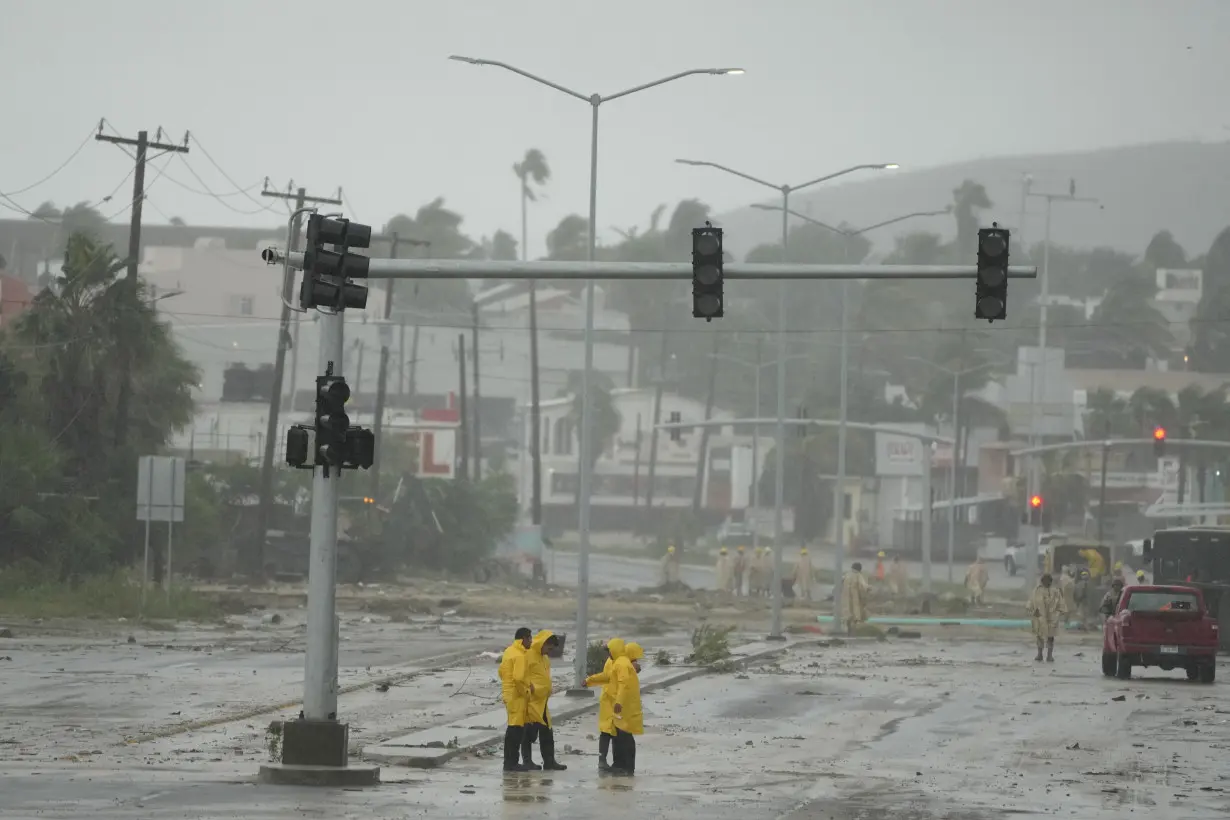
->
(0, 124, 98, 197)
(189, 134, 281, 215)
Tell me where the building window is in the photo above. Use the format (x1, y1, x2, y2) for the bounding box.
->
(227, 294, 255, 316)
(842, 492, 853, 520)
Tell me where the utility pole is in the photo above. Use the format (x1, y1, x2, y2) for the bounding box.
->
(457, 334, 470, 480)
(369, 232, 427, 498)
(471, 301, 483, 481)
(95, 125, 189, 447)
(644, 311, 671, 517)
(253, 183, 341, 578)
(691, 332, 721, 517)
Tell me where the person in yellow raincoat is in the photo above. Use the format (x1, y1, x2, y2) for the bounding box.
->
(841, 562, 871, 634)
(732, 546, 747, 596)
(583, 637, 625, 771)
(659, 545, 681, 588)
(611, 641, 644, 776)
(1079, 548, 1106, 580)
(888, 555, 909, 596)
(793, 548, 813, 601)
(498, 627, 533, 772)
(964, 556, 989, 604)
(715, 547, 733, 593)
(1027, 573, 1067, 662)
(521, 630, 567, 770)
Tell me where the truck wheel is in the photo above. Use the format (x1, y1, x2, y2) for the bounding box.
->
(1115, 653, 1132, 680)
(1102, 652, 1115, 677)
(1186, 665, 1199, 681)
(1199, 664, 1216, 684)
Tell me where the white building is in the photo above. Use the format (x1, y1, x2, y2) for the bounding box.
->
(523, 388, 749, 514)
(139, 239, 634, 449)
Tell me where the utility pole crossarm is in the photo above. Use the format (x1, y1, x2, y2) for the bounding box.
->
(95, 132, 190, 154)
(261, 187, 342, 206)
(1013, 439, 1230, 457)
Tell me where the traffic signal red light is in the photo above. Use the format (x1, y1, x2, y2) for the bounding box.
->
(1028, 494, 1043, 526)
(1030, 495, 1042, 508)
(1153, 426, 1166, 457)
(1153, 427, 1166, 441)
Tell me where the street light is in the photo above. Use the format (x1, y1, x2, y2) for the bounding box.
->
(710, 347, 815, 554)
(748, 202, 946, 607)
(905, 355, 1006, 582)
(675, 160, 897, 638)
(452, 56, 743, 689)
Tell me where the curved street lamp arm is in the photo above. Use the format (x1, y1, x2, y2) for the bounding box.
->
(448, 55, 590, 103)
(750, 203, 845, 235)
(793, 163, 897, 193)
(674, 159, 781, 192)
(852, 208, 952, 235)
(603, 68, 741, 103)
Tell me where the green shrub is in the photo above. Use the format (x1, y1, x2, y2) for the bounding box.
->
(0, 568, 220, 621)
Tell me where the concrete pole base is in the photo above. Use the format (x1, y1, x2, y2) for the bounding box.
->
(565, 687, 595, 697)
(258, 763, 380, 787)
(764, 634, 788, 642)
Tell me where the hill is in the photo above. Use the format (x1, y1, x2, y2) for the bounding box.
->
(714, 140, 1230, 262)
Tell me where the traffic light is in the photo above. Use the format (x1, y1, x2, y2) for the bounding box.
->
(300, 214, 372, 311)
(1028, 494, 1043, 526)
(975, 225, 1009, 322)
(1153, 426, 1166, 458)
(285, 425, 310, 468)
(669, 411, 682, 443)
(315, 375, 351, 471)
(691, 225, 723, 320)
(345, 427, 375, 470)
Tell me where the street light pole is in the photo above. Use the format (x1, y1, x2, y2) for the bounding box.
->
(676, 160, 898, 639)
(749, 204, 949, 615)
(452, 57, 743, 687)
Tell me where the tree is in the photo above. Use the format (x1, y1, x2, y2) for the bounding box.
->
(1083, 388, 1132, 438)
(1192, 225, 1230, 372)
(3, 232, 199, 576)
(951, 180, 992, 256)
(169, 216, 187, 227)
(513, 148, 550, 528)
(545, 214, 589, 261)
(1143, 230, 1187, 271)
(1085, 270, 1173, 368)
(486, 230, 519, 261)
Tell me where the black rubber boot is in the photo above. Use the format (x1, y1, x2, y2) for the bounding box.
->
(1046, 638, 1055, 663)
(540, 725, 567, 770)
(598, 732, 611, 770)
(520, 724, 542, 770)
(503, 726, 527, 772)
(1034, 639, 1043, 662)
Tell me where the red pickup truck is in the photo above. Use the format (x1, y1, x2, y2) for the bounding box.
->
(1102, 585, 1219, 683)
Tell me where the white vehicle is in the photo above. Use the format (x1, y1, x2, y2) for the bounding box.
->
(1003, 532, 1068, 576)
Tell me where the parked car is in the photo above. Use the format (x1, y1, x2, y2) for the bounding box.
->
(1102, 584, 1219, 683)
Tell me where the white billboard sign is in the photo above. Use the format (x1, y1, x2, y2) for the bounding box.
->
(875, 424, 931, 477)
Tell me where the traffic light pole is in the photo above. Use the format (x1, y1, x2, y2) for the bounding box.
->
(304, 309, 344, 723)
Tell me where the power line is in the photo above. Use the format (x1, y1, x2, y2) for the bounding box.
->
(0, 124, 98, 198)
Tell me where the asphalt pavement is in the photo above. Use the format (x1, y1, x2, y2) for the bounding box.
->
(547, 546, 1022, 593)
(2, 635, 1225, 818)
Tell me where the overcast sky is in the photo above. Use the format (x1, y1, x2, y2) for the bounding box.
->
(2, 0, 1226, 257)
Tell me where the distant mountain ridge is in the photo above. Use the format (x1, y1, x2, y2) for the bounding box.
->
(714, 140, 1230, 262)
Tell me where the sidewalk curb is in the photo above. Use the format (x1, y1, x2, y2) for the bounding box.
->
(120, 646, 485, 746)
(362, 639, 812, 768)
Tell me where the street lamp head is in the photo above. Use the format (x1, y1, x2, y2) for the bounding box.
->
(712, 68, 745, 75)
(750, 203, 780, 212)
(448, 54, 486, 66)
(880, 164, 900, 170)
(674, 159, 704, 166)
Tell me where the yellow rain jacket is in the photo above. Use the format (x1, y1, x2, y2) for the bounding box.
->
(584, 638, 625, 735)
(525, 630, 555, 727)
(612, 642, 644, 735)
(1027, 584, 1067, 639)
(498, 639, 530, 727)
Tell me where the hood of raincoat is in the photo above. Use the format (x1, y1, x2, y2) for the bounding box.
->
(531, 629, 554, 655)
(607, 637, 626, 659)
(623, 642, 644, 662)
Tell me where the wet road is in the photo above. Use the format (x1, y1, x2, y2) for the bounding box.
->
(547, 548, 1021, 593)
(3, 635, 1226, 818)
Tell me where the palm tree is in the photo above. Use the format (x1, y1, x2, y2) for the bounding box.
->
(514, 149, 551, 527)
(1083, 388, 1133, 438)
(559, 370, 622, 504)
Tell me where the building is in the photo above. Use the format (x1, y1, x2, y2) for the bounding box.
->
(1152, 267, 1203, 351)
(523, 388, 746, 533)
(0, 272, 33, 326)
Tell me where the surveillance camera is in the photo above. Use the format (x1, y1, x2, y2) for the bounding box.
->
(261, 247, 278, 264)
